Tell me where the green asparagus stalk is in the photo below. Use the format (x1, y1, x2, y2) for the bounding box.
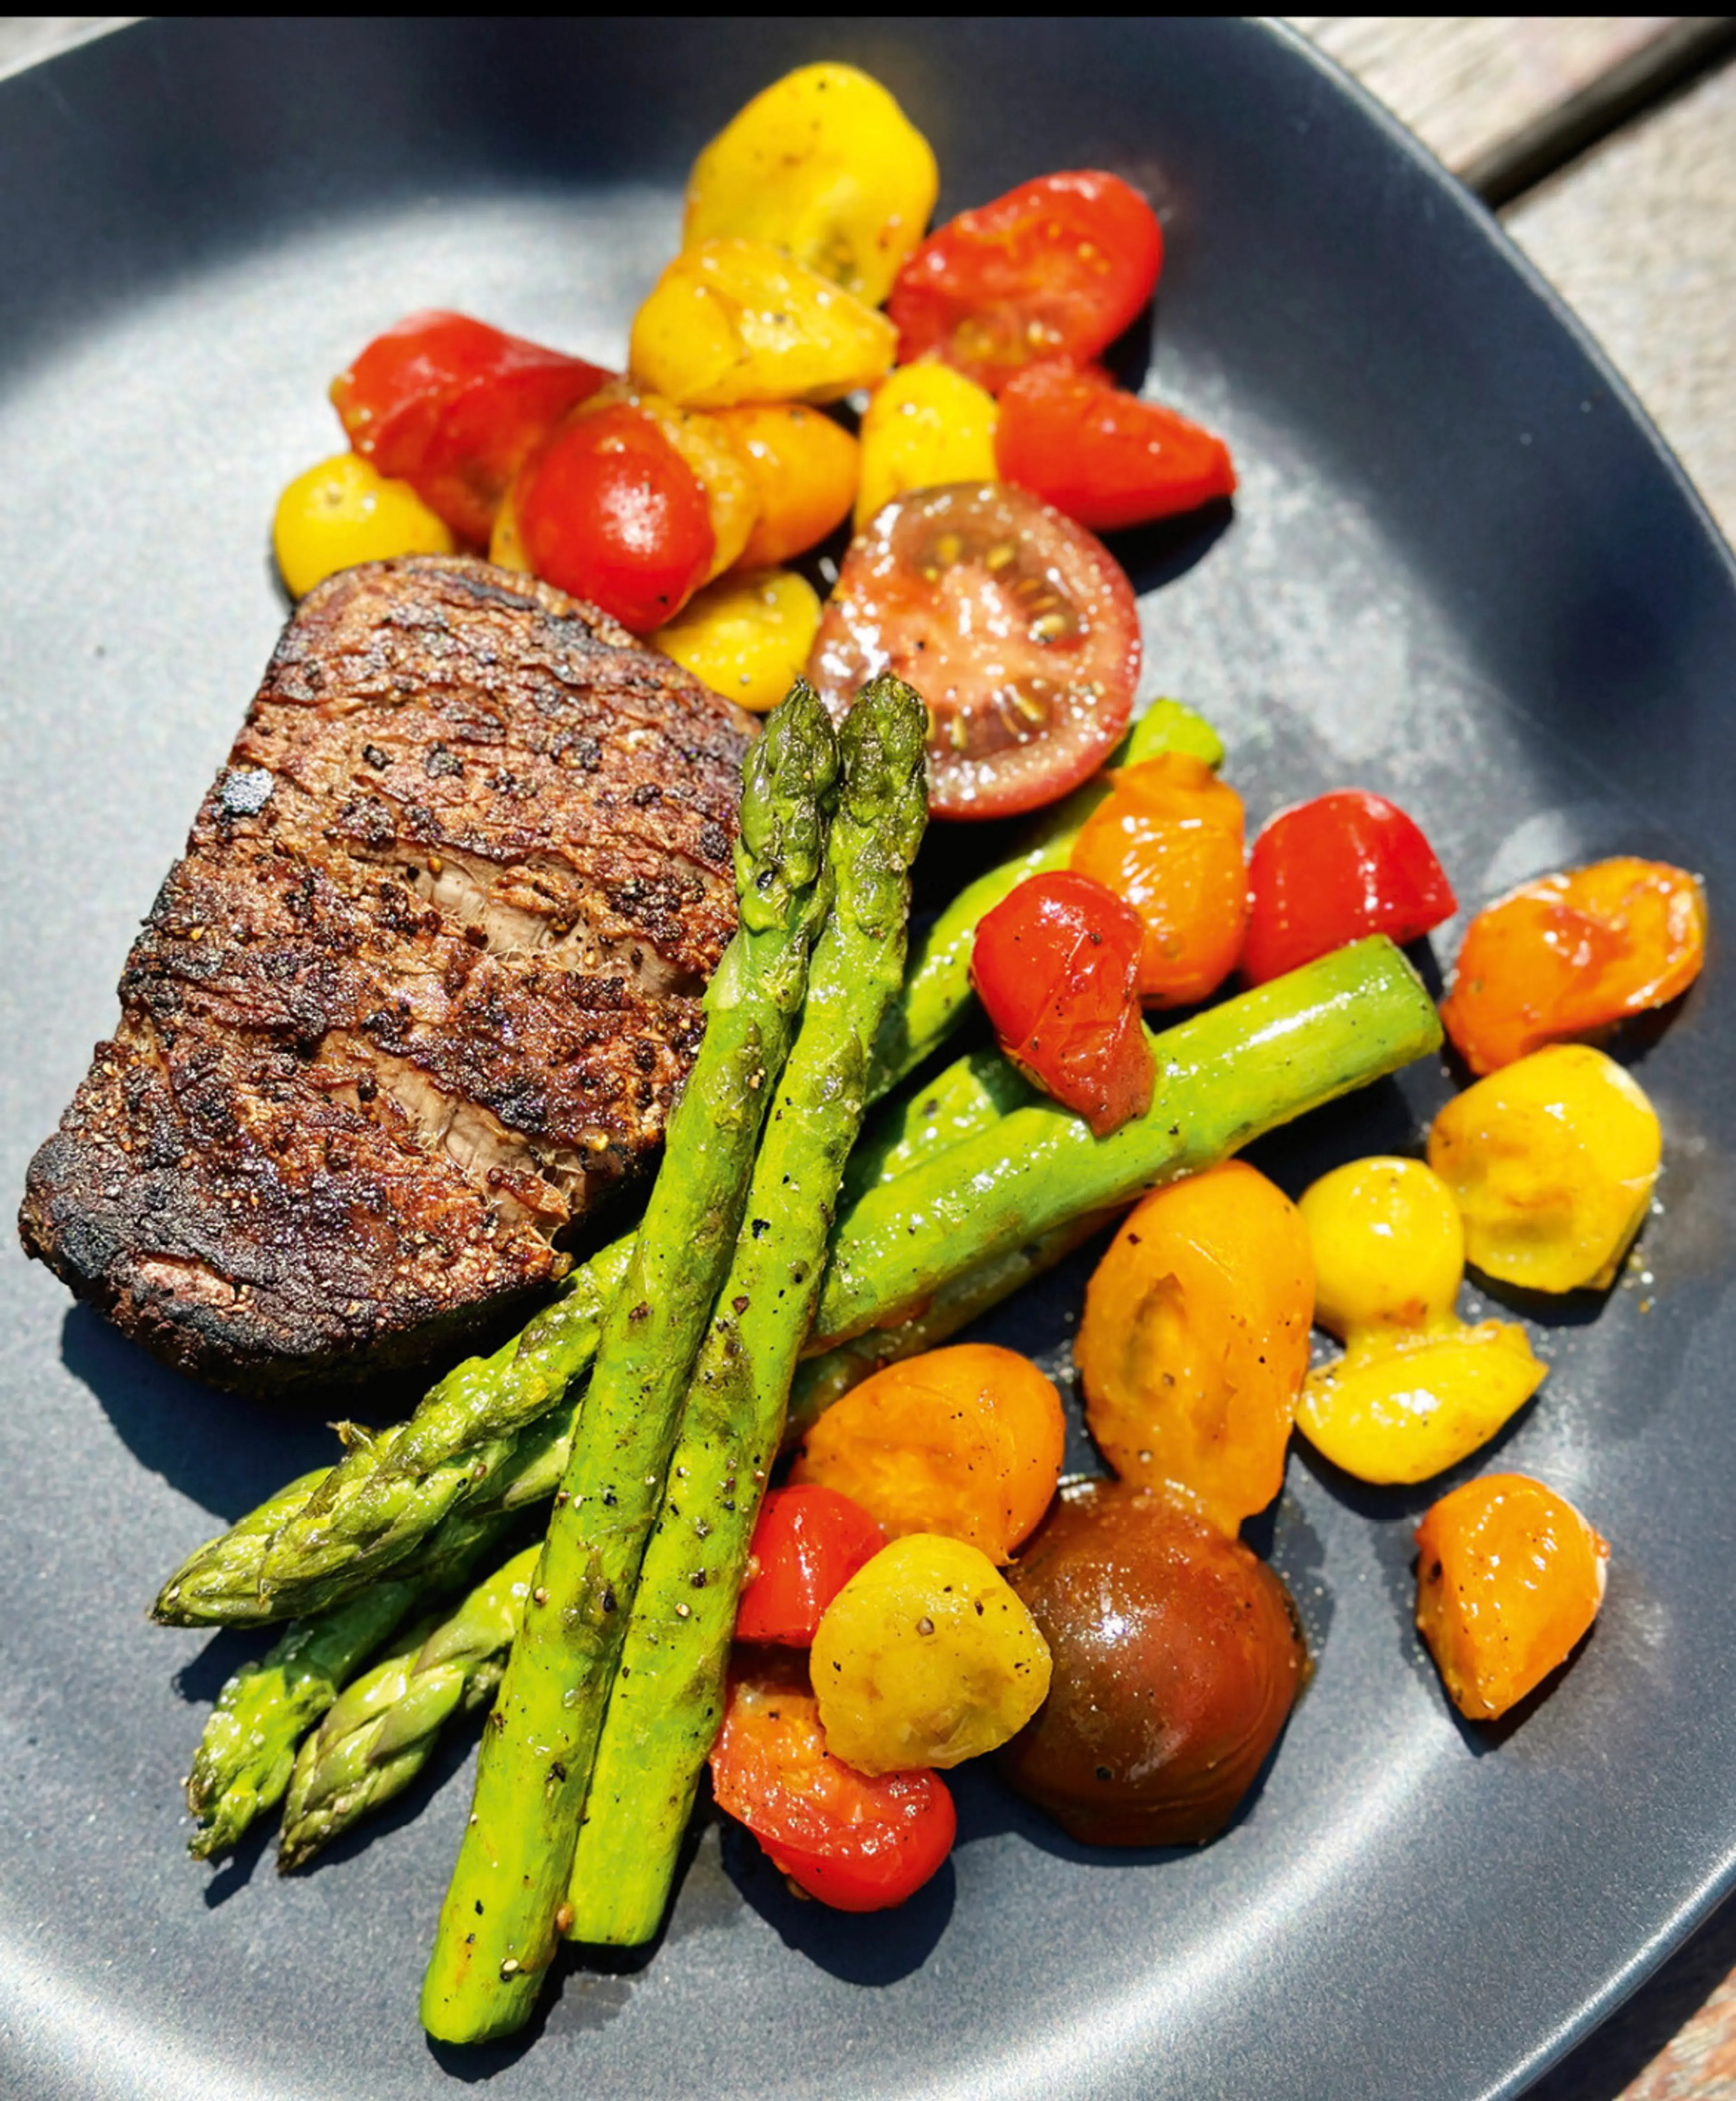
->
(420, 681, 839, 2045)
(569, 673, 929, 1947)
(864, 698, 1223, 1098)
(183, 1501, 512, 1859)
(277, 1544, 540, 1873)
(151, 704, 1216, 1633)
(817, 936, 1439, 1347)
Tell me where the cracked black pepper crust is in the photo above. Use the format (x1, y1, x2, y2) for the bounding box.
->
(19, 556, 755, 1398)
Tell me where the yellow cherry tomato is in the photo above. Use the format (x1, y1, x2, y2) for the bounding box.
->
(652, 568, 823, 713)
(712, 403, 860, 569)
(684, 63, 938, 308)
(273, 453, 454, 599)
(630, 238, 897, 410)
(1427, 1044, 1661, 1293)
(1416, 1473, 1609, 1720)
(1296, 1322, 1547, 1485)
(854, 362, 1000, 528)
(487, 484, 532, 573)
(811, 1534, 1052, 1775)
(1299, 1156, 1465, 1341)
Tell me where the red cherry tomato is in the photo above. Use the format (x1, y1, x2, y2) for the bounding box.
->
(1242, 790, 1458, 986)
(736, 1486, 886, 1647)
(887, 171, 1163, 394)
(709, 1660, 956, 1912)
(515, 404, 715, 634)
(996, 362, 1237, 532)
(330, 311, 612, 545)
(808, 483, 1140, 820)
(971, 871, 1154, 1136)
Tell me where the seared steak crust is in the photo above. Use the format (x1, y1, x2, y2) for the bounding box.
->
(20, 556, 753, 1396)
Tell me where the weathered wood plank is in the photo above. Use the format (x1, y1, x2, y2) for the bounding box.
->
(1503, 57, 1736, 543)
(1288, 18, 1679, 171)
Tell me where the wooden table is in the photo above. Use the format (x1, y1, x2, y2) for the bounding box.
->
(4, 15, 1733, 2098)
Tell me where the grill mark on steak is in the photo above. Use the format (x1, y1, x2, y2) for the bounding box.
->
(20, 556, 753, 1397)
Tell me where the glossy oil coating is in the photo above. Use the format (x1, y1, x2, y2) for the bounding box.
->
(1, 19, 1734, 2101)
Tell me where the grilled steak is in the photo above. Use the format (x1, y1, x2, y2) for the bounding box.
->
(20, 556, 754, 1397)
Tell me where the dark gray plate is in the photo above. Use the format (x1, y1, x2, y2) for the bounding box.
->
(3, 19, 1733, 2101)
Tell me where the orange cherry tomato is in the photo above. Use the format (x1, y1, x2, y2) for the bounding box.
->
(709, 1657, 955, 1912)
(330, 311, 612, 546)
(1074, 1161, 1315, 1534)
(790, 1342, 1066, 1563)
(514, 402, 714, 633)
(1441, 856, 1708, 1076)
(1069, 751, 1248, 1006)
(710, 404, 860, 569)
(1415, 1473, 1609, 1720)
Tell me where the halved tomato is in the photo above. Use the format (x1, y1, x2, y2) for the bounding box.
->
(807, 482, 1141, 818)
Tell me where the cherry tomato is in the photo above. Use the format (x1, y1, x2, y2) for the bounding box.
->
(735, 1485, 885, 1647)
(1440, 856, 1707, 1076)
(1070, 752, 1248, 1006)
(970, 871, 1153, 1135)
(996, 362, 1236, 531)
(330, 311, 612, 546)
(711, 403, 860, 570)
(807, 483, 1140, 819)
(709, 1658, 956, 1911)
(1242, 789, 1458, 987)
(514, 403, 715, 634)
(887, 171, 1163, 394)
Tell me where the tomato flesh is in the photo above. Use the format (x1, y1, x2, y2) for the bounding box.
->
(330, 310, 612, 545)
(971, 871, 1153, 1135)
(1242, 789, 1457, 986)
(735, 1486, 886, 1647)
(515, 403, 715, 634)
(710, 1662, 956, 1911)
(808, 482, 1140, 819)
(997, 361, 1236, 532)
(887, 171, 1162, 393)
(1440, 856, 1707, 1075)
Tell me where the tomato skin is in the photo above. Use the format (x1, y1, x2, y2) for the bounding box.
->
(997, 362, 1236, 531)
(1070, 752, 1248, 1006)
(330, 311, 612, 545)
(709, 1662, 956, 1911)
(1440, 857, 1707, 1075)
(808, 482, 1141, 821)
(735, 1486, 886, 1647)
(971, 872, 1153, 1136)
(888, 171, 1163, 393)
(1242, 789, 1457, 986)
(515, 404, 715, 633)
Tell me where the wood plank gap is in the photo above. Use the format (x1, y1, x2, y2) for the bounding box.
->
(1464, 15, 1736, 205)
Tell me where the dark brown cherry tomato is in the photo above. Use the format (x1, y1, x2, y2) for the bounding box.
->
(887, 171, 1163, 394)
(971, 872, 1153, 1137)
(996, 361, 1237, 532)
(515, 403, 715, 634)
(1000, 1480, 1305, 1846)
(1242, 789, 1458, 987)
(330, 310, 612, 545)
(735, 1485, 886, 1647)
(807, 483, 1140, 819)
(709, 1656, 956, 1912)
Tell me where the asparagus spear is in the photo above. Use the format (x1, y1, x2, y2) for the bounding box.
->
(277, 1544, 540, 1873)
(864, 698, 1222, 1098)
(420, 681, 839, 2045)
(156, 937, 1439, 1631)
(569, 672, 929, 1947)
(151, 705, 1216, 1632)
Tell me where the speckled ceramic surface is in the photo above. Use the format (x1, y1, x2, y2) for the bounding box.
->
(2, 20, 1733, 2101)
